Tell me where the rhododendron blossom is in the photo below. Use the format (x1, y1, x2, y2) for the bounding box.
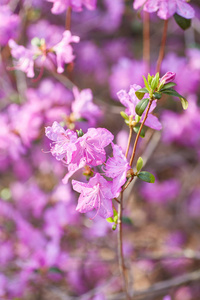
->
(72, 173, 113, 219)
(117, 84, 162, 130)
(133, 0, 195, 20)
(47, 0, 97, 14)
(104, 143, 130, 197)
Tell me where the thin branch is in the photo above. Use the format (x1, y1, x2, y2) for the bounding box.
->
(156, 19, 168, 73)
(129, 99, 153, 167)
(143, 12, 150, 73)
(66, 7, 72, 30)
(125, 126, 133, 158)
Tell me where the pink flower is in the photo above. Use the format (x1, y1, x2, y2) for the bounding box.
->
(72, 173, 113, 219)
(8, 39, 35, 78)
(160, 71, 176, 85)
(53, 30, 80, 73)
(133, 0, 195, 20)
(70, 128, 114, 169)
(72, 87, 102, 127)
(104, 143, 130, 197)
(47, 0, 97, 14)
(45, 121, 77, 161)
(117, 84, 162, 130)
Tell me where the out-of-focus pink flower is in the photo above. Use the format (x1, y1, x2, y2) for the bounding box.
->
(47, 0, 97, 14)
(0, 6, 20, 46)
(72, 87, 102, 127)
(104, 143, 130, 197)
(133, 0, 195, 20)
(117, 84, 162, 130)
(53, 30, 80, 73)
(9, 39, 35, 78)
(72, 173, 113, 218)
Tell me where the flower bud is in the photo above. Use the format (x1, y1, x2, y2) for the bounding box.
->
(160, 72, 176, 85)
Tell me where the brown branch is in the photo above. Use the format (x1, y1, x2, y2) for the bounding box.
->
(66, 7, 72, 31)
(156, 19, 168, 73)
(143, 12, 150, 74)
(129, 99, 153, 167)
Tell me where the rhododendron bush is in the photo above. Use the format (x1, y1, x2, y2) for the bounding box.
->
(1, 0, 200, 299)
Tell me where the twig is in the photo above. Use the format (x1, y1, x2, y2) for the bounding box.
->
(66, 7, 72, 30)
(129, 99, 153, 167)
(143, 12, 150, 74)
(156, 19, 168, 73)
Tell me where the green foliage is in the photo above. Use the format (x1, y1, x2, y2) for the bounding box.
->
(151, 72, 160, 91)
(174, 13, 191, 30)
(76, 129, 84, 137)
(135, 98, 149, 116)
(135, 87, 149, 100)
(142, 76, 151, 91)
(133, 124, 145, 138)
(137, 171, 155, 183)
(120, 111, 129, 121)
(162, 88, 188, 110)
(136, 157, 143, 172)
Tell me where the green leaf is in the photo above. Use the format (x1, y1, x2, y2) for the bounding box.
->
(106, 217, 114, 223)
(122, 216, 132, 225)
(133, 124, 145, 138)
(148, 73, 153, 85)
(162, 88, 184, 98)
(136, 157, 143, 172)
(160, 82, 176, 91)
(174, 13, 191, 30)
(142, 76, 151, 91)
(76, 129, 84, 137)
(137, 171, 155, 183)
(153, 92, 162, 100)
(151, 72, 160, 91)
(180, 97, 188, 110)
(135, 98, 149, 116)
(120, 111, 129, 120)
(49, 267, 63, 274)
(135, 115, 141, 123)
(135, 87, 149, 100)
(112, 224, 117, 230)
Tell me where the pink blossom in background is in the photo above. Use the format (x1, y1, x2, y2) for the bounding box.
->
(47, 0, 97, 14)
(72, 173, 113, 218)
(53, 30, 80, 73)
(8, 39, 35, 78)
(0, 5, 20, 46)
(72, 86, 102, 127)
(133, 0, 195, 20)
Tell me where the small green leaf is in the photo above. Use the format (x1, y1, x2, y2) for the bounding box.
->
(106, 217, 114, 223)
(76, 129, 84, 137)
(136, 157, 143, 172)
(120, 111, 129, 120)
(148, 73, 153, 85)
(135, 115, 141, 123)
(133, 124, 145, 138)
(135, 87, 149, 100)
(137, 171, 155, 183)
(160, 82, 176, 91)
(153, 92, 162, 100)
(49, 267, 63, 274)
(112, 224, 117, 230)
(162, 88, 183, 98)
(151, 73, 160, 91)
(143, 76, 151, 91)
(135, 98, 149, 116)
(174, 13, 191, 30)
(180, 97, 188, 110)
(122, 216, 133, 225)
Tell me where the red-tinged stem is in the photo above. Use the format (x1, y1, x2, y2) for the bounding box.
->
(143, 12, 150, 73)
(66, 7, 72, 31)
(129, 99, 153, 167)
(156, 19, 168, 73)
(118, 193, 130, 299)
(125, 126, 133, 159)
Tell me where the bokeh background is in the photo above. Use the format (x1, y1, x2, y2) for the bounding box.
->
(1, 0, 200, 299)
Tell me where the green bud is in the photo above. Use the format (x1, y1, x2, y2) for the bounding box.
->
(136, 157, 143, 172)
(120, 111, 129, 120)
(112, 224, 117, 230)
(76, 129, 84, 137)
